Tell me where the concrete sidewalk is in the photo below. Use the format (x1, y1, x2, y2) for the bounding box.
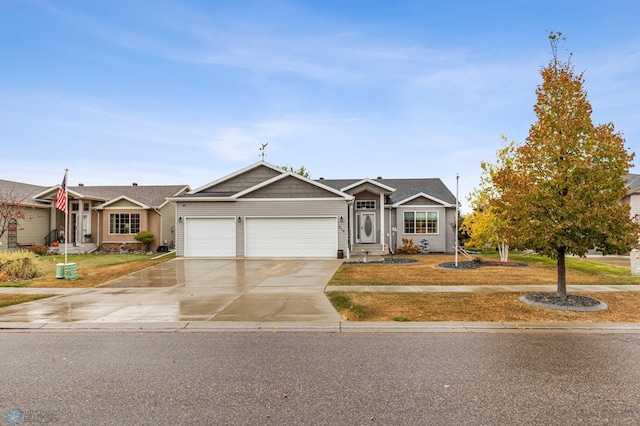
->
(326, 284, 640, 293)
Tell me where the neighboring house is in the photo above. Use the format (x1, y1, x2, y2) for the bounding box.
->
(172, 162, 457, 258)
(623, 174, 640, 221)
(0, 179, 189, 253)
(0, 179, 51, 250)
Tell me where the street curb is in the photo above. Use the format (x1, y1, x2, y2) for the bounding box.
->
(2, 321, 640, 333)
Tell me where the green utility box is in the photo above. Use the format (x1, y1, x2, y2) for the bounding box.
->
(56, 263, 65, 279)
(65, 263, 78, 280)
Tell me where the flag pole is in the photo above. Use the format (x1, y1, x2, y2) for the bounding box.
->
(64, 168, 69, 266)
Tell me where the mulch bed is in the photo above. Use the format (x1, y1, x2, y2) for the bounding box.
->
(437, 260, 528, 270)
(521, 293, 608, 311)
(342, 258, 420, 265)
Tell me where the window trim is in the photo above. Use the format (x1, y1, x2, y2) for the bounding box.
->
(109, 213, 141, 235)
(403, 210, 439, 235)
(356, 200, 376, 210)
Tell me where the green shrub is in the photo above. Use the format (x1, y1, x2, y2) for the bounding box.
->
(134, 231, 155, 252)
(31, 245, 48, 256)
(0, 251, 39, 281)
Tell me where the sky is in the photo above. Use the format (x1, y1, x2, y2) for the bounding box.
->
(1, 0, 640, 211)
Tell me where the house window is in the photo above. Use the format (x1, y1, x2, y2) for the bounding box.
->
(109, 213, 140, 234)
(71, 203, 89, 211)
(404, 211, 438, 234)
(356, 200, 376, 210)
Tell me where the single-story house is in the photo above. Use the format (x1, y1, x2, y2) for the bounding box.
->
(172, 162, 458, 258)
(1, 179, 189, 253)
(0, 180, 51, 251)
(623, 174, 640, 221)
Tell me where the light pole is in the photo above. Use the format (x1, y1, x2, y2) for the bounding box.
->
(455, 173, 459, 267)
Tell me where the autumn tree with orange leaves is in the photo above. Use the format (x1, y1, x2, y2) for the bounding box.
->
(491, 33, 639, 297)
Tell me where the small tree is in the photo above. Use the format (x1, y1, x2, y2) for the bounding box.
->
(134, 231, 155, 252)
(0, 188, 32, 242)
(280, 165, 310, 178)
(492, 32, 639, 297)
(462, 138, 516, 262)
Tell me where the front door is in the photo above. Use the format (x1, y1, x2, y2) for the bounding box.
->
(358, 212, 376, 243)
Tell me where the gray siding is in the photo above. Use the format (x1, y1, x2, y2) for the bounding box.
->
(395, 205, 450, 253)
(243, 176, 338, 198)
(159, 202, 177, 247)
(403, 196, 440, 206)
(176, 199, 348, 257)
(201, 166, 280, 194)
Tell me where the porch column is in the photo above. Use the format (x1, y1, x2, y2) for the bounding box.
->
(349, 203, 355, 249)
(78, 200, 84, 246)
(49, 204, 56, 233)
(379, 193, 385, 251)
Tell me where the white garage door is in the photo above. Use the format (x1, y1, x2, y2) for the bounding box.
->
(245, 217, 337, 258)
(185, 217, 236, 257)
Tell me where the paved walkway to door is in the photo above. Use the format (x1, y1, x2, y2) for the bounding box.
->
(0, 259, 344, 324)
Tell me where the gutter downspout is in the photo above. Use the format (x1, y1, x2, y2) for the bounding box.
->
(154, 208, 162, 252)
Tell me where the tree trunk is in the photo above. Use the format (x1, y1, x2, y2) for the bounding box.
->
(499, 242, 509, 262)
(557, 247, 567, 298)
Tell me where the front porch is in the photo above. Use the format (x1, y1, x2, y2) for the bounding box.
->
(349, 243, 388, 262)
(48, 242, 98, 255)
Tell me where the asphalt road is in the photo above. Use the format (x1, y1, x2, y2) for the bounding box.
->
(1, 331, 639, 425)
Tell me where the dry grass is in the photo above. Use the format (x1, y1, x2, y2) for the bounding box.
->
(328, 291, 640, 323)
(2, 253, 175, 288)
(329, 254, 640, 286)
(0, 294, 53, 307)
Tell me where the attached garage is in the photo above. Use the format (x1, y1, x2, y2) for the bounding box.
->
(184, 217, 236, 257)
(245, 217, 337, 258)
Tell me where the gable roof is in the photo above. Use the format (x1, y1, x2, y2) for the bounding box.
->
(33, 184, 190, 208)
(189, 162, 283, 194)
(177, 162, 352, 201)
(391, 192, 455, 208)
(318, 178, 456, 206)
(0, 179, 51, 208)
(340, 179, 396, 194)
(625, 174, 640, 193)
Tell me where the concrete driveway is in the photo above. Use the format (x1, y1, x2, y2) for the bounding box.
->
(0, 259, 344, 324)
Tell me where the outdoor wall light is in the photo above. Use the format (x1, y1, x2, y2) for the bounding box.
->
(339, 215, 344, 222)
(238, 216, 242, 223)
(178, 217, 183, 223)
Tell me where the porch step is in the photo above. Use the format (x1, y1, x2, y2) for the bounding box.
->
(48, 243, 97, 255)
(351, 244, 388, 257)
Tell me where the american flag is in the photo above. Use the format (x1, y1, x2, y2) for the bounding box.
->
(55, 171, 68, 212)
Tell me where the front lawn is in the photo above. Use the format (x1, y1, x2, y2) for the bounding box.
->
(0, 294, 53, 308)
(328, 291, 640, 322)
(1, 252, 175, 288)
(328, 253, 640, 286)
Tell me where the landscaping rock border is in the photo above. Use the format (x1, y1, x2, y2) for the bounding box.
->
(342, 258, 419, 265)
(437, 260, 528, 270)
(520, 293, 608, 312)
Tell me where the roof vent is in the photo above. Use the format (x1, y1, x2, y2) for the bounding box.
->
(377, 176, 382, 180)
(132, 182, 138, 186)
(319, 177, 324, 180)
(78, 183, 84, 187)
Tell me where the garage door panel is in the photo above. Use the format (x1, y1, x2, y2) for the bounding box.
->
(246, 217, 337, 258)
(185, 218, 236, 257)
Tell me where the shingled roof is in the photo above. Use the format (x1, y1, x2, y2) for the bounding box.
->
(317, 178, 456, 206)
(0, 179, 51, 207)
(68, 185, 190, 208)
(625, 174, 640, 193)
